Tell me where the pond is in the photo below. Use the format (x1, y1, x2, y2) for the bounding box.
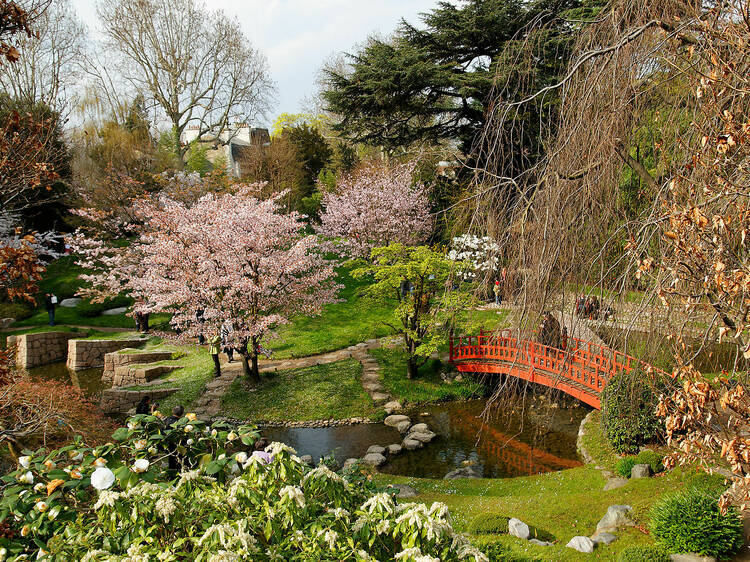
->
(264, 398, 585, 479)
(27, 362, 108, 397)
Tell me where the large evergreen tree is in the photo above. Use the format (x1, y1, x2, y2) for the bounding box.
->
(323, 0, 602, 155)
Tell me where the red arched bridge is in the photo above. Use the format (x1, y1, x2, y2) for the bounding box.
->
(449, 329, 666, 409)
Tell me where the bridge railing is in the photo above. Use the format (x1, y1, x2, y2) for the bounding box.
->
(448, 328, 666, 399)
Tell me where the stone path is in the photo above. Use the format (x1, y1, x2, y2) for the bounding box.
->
(192, 338, 389, 420)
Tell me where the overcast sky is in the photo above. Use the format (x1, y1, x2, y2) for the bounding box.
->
(70, 0, 444, 125)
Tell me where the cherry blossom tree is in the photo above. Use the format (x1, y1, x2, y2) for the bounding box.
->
(73, 187, 340, 382)
(316, 161, 432, 259)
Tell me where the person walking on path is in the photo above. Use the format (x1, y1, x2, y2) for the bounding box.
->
(44, 293, 56, 326)
(493, 279, 501, 306)
(221, 320, 234, 363)
(209, 333, 222, 378)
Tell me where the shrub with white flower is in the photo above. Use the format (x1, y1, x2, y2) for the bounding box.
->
(0, 415, 487, 561)
(448, 234, 501, 281)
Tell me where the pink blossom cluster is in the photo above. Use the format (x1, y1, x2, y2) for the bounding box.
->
(316, 161, 433, 259)
(71, 186, 340, 350)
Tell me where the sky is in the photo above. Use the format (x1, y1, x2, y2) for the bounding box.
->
(70, 0, 444, 125)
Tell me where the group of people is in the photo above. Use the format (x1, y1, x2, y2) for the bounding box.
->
(575, 294, 614, 320)
(538, 311, 568, 351)
(132, 400, 274, 469)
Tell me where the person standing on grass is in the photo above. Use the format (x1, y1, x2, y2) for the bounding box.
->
(493, 279, 501, 306)
(209, 333, 222, 378)
(44, 293, 56, 326)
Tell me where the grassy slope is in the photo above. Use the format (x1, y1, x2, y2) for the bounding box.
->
(220, 359, 379, 421)
(377, 410, 717, 561)
(267, 265, 394, 359)
(372, 347, 484, 405)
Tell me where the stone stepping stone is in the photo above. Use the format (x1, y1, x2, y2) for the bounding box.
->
(409, 431, 436, 444)
(396, 420, 412, 434)
(386, 444, 402, 455)
(362, 453, 386, 467)
(402, 438, 422, 450)
(383, 401, 402, 414)
(371, 392, 389, 403)
(408, 423, 429, 434)
(384, 414, 410, 427)
(367, 445, 386, 455)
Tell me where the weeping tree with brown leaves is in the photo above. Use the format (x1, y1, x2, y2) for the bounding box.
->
(465, 0, 750, 508)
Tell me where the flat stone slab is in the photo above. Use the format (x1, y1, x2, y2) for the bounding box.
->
(670, 555, 717, 562)
(384, 414, 410, 428)
(386, 444, 402, 455)
(102, 307, 128, 315)
(508, 518, 530, 540)
(371, 392, 390, 403)
(402, 438, 422, 451)
(566, 536, 595, 553)
(529, 539, 553, 546)
(367, 445, 386, 455)
(603, 477, 628, 491)
(362, 453, 386, 467)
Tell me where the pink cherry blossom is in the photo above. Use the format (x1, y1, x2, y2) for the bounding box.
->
(71, 186, 340, 381)
(316, 161, 432, 259)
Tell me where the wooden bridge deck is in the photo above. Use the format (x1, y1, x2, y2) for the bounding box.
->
(449, 329, 665, 409)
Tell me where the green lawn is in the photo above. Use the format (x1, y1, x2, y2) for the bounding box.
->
(371, 347, 484, 405)
(220, 359, 379, 421)
(376, 408, 725, 561)
(267, 265, 394, 359)
(121, 341, 214, 414)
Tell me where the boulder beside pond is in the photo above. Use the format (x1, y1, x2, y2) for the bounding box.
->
(630, 463, 652, 478)
(384, 414, 410, 428)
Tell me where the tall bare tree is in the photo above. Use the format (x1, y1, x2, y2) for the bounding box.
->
(0, 0, 86, 110)
(95, 0, 275, 167)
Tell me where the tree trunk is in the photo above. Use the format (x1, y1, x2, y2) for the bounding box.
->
(406, 356, 419, 379)
(241, 353, 260, 385)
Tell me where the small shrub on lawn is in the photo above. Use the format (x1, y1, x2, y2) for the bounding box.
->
(636, 450, 664, 474)
(471, 538, 541, 562)
(469, 513, 510, 534)
(649, 487, 743, 558)
(616, 545, 671, 562)
(601, 367, 675, 454)
(617, 456, 638, 478)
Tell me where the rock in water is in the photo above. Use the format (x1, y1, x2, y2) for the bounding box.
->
(596, 505, 634, 532)
(409, 431, 436, 444)
(444, 467, 481, 479)
(408, 423, 429, 434)
(630, 463, 652, 478)
(299, 455, 313, 466)
(508, 518, 530, 540)
(566, 536, 595, 553)
(396, 420, 412, 434)
(386, 444, 402, 455)
(384, 414, 410, 428)
(402, 438, 423, 451)
(366, 445, 386, 455)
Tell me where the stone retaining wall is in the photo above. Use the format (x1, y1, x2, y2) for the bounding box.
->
(102, 350, 176, 385)
(67, 338, 146, 371)
(100, 387, 178, 414)
(6, 332, 79, 369)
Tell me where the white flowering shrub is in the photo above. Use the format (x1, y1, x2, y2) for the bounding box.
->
(0, 416, 488, 561)
(448, 234, 500, 282)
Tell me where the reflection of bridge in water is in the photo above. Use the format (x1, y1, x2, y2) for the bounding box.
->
(450, 329, 667, 409)
(452, 405, 581, 475)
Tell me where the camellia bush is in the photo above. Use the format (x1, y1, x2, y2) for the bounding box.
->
(0, 414, 488, 561)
